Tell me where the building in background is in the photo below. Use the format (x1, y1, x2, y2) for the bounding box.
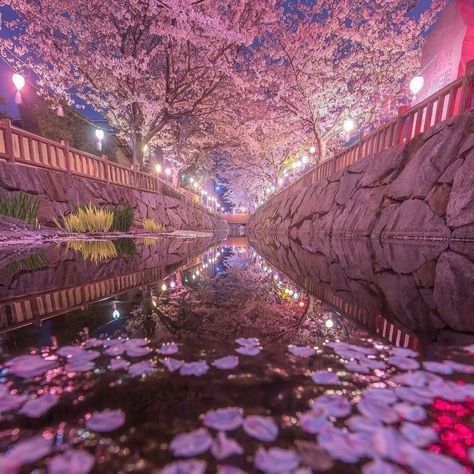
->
(418, 0, 474, 102)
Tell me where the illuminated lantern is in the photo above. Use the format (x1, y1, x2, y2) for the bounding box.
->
(309, 146, 317, 154)
(155, 163, 162, 174)
(95, 128, 104, 151)
(343, 118, 355, 133)
(409, 76, 424, 97)
(12, 73, 25, 104)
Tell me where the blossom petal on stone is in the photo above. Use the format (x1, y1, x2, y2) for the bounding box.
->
(387, 356, 420, 370)
(404, 445, 465, 474)
(85, 409, 125, 432)
(243, 415, 278, 442)
(288, 345, 315, 358)
(107, 358, 129, 371)
(310, 394, 352, 418)
(211, 432, 243, 460)
(170, 428, 213, 457)
(161, 358, 183, 373)
(47, 449, 94, 474)
(202, 407, 243, 431)
(254, 447, 300, 474)
(298, 408, 329, 434)
(389, 347, 418, 358)
(400, 422, 437, 447)
(125, 345, 151, 358)
(180, 361, 209, 376)
(357, 398, 399, 424)
(393, 403, 426, 422)
(19, 393, 59, 418)
(317, 426, 369, 463)
(65, 361, 95, 373)
(158, 343, 179, 355)
(295, 440, 334, 472)
(311, 371, 339, 385)
(444, 361, 474, 374)
(212, 356, 239, 370)
(346, 415, 383, 433)
(5, 435, 53, 465)
(235, 337, 260, 347)
(422, 361, 453, 375)
(0, 388, 28, 414)
(5, 355, 57, 378)
(362, 459, 405, 474)
(236, 346, 261, 356)
(217, 466, 247, 474)
(161, 459, 207, 474)
(128, 360, 155, 377)
(344, 361, 371, 374)
(362, 388, 397, 405)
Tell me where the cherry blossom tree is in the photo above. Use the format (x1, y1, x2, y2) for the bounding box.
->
(1, 0, 277, 168)
(249, 0, 446, 164)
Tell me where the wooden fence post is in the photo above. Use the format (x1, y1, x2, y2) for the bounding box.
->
(394, 105, 409, 145)
(61, 140, 71, 174)
(2, 119, 15, 162)
(101, 154, 109, 182)
(459, 59, 474, 114)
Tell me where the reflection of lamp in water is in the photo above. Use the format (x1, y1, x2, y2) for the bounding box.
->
(325, 319, 334, 329)
(161, 283, 167, 291)
(112, 303, 120, 320)
(170, 280, 176, 289)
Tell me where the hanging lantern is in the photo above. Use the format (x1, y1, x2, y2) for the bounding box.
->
(12, 73, 25, 104)
(95, 128, 104, 151)
(409, 76, 424, 97)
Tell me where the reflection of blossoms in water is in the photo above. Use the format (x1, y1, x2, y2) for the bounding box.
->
(0, 335, 473, 473)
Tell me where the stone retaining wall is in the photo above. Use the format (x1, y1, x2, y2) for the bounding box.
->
(249, 111, 474, 241)
(0, 162, 227, 232)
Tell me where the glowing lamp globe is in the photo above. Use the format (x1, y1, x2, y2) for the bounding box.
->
(95, 129, 104, 141)
(409, 76, 424, 96)
(12, 73, 25, 91)
(155, 163, 162, 173)
(165, 168, 171, 176)
(161, 283, 167, 291)
(343, 118, 355, 133)
(309, 146, 317, 154)
(325, 319, 334, 329)
(112, 309, 120, 320)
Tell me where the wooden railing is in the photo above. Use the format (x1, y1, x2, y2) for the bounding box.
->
(263, 60, 474, 207)
(0, 120, 215, 214)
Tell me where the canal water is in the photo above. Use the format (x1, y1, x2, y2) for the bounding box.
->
(0, 234, 473, 473)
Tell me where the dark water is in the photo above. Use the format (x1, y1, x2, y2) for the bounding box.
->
(0, 234, 473, 473)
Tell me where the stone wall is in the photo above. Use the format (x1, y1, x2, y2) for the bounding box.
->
(0, 162, 227, 232)
(249, 111, 474, 241)
(250, 233, 474, 345)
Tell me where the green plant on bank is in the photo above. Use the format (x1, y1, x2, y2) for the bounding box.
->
(142, 218, 166, 233)
(5, 252, 48, 275)
(67, 240, 117, 263)
(113, 238, 136, 257)
(0, 192, 39, 226)
(54, 204, 113, 233)
(112, 204, 134, 232)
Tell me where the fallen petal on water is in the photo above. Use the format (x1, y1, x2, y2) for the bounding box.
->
(19, 393, 59, 418)
(243, 415, 278, 442)
(212, 356, 239, 370)
(254, 447, 300, 474)
(211, 431, 243, 460)
(47, 449, 95, 474)
(170, 428, 213, 457)
(85, 409, 125, 432)
(202, 407, 243, 431)
(180, 361, 209, 376)
(288, 345, 315, 358)
(311, 371, 339, 385)
(161, 459, 207, 474)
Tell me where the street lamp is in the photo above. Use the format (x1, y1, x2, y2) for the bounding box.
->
(12, 73, 25, 104)
(409, 76, 424, 100)
(343, 118, 355, 133)
(95, 128, 104, 151)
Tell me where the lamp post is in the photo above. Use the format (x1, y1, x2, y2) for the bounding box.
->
(12, 73, 25, 104)
(95, 128, 104, 151)
(409, 76, 424, 102)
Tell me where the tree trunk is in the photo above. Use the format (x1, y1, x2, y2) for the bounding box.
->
(319, 139, 328, 163)
(132, 133, 144, 171)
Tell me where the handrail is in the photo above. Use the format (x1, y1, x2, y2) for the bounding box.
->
(0, 120, 216, 216)
(261, 59, 474, 209)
